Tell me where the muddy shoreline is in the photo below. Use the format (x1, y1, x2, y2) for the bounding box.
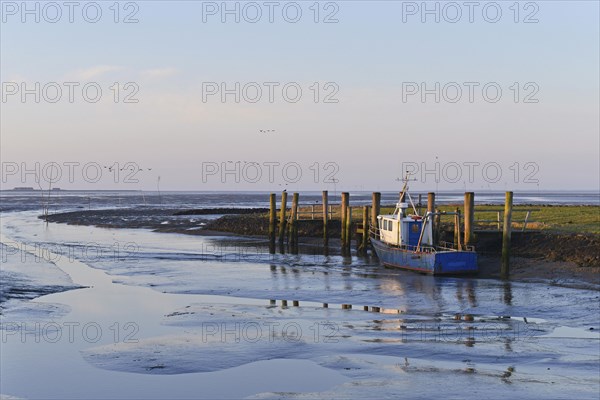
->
(42, 208, 600, 289)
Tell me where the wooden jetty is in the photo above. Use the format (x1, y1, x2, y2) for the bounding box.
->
(268, 190, 533, 277)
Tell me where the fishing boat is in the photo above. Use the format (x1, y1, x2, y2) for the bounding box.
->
(370, 175, 478, 275)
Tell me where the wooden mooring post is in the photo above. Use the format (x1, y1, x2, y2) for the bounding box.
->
(341, 194, 346, 247)
(341, 192, 349, 252)
(322, 190, 329, 247)
(434, 208, 441, 245)
(427, 192, 436, 244)
(464, 192, 474, 247)
(345, 205, 352, 252)
(277, 191, 288, 247)
(268, 193, 276, 253)
(359, 206, 370, 255)
(371, 192, 380, 237)
(427, 192, 435, 214)
(501, 191, 513, 279)
(289, 193, 299, 253)
(454, 208, 462, 250)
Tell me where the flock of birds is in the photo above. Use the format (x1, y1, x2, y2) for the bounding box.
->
(97, 128, 277, 179)
(103, 165, 153, 172)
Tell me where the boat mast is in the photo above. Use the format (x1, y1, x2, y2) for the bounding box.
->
(395, 171, 419, 217)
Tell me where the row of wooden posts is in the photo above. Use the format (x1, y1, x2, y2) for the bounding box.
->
(268, 191, 515, 279)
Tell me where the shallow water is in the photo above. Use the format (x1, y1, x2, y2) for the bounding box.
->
(1, 210, 599, 399)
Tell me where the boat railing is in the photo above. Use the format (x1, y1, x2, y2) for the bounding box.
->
(438, 241, 476, 252)
(370, 227, 475, 253)
(438, 241, 454, 250)
(402, 244, 437, 253)
(369, 224, 382, 240)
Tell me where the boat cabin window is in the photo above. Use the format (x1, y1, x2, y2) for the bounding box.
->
(383, 219, 392, 231)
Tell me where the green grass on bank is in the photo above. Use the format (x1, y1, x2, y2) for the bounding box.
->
(292, 204, 600, 235)
(380, 205, 600, 234)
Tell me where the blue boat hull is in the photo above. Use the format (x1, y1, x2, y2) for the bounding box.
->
(371, 239, 478, 275)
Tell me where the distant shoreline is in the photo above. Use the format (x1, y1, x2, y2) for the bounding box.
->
(1, 189, 142, 192)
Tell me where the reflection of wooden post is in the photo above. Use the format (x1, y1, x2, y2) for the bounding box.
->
(268, 193, 276, 253)
(289, 193, 299, 253)
(341, 192, 349, 250)
(360, 206, 369, 254)
(502, 281, 513, 305)
(501, 191, 513, 279)
(464, 192, 474, 247)
(278, 191, 288, 245)
(322, 191, 329, 247)
(427, 192, 436, 244)
(371, 192, 381, 237)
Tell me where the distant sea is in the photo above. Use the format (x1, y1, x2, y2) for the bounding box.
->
(0, 190, 598, 214)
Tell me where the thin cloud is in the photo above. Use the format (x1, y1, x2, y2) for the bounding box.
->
(141, 68, 178, 79)
(73, 65, 123, 80)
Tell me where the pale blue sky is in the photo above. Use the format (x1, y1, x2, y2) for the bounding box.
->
(1, 1, 598, 191)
